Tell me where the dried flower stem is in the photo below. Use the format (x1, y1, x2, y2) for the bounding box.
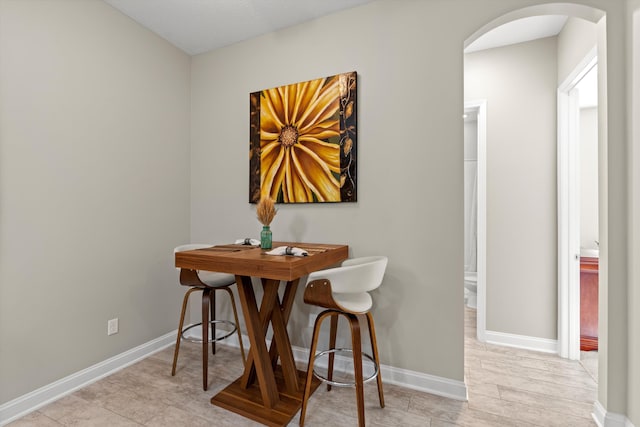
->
(256, 196, 277, 226)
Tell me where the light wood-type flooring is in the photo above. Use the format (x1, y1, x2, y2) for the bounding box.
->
(7, 308, 597, 426)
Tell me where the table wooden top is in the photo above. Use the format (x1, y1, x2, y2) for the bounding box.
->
(175, 242, 348, 281)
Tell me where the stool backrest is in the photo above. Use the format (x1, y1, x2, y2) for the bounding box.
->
(307, 256, 387, 294)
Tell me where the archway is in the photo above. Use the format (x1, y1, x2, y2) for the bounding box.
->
(463, 2, 606, 421)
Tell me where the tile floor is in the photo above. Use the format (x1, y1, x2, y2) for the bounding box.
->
(7, 308, 597, 426)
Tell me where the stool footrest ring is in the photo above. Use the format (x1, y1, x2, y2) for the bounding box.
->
(181, 320, 237, 344)
(312, 348, 379, 388)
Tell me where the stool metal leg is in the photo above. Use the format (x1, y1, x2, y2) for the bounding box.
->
(347, 313, 365, 427)
(210, 290, 216, 355)
(366, 311, 385, 408)
(171, 287, 200, 376)
(301, 310, 379, 427)
(172, 283, 243, 392)
(202, 288, 211, 390)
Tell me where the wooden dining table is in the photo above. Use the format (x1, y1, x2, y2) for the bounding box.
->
(175, 241, 348, 426)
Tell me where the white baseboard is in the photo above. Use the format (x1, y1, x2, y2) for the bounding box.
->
(0, 331, 176, 426)
(289, 345, 467, 401)
(484, 329, 558, 354)
(593, 400, 607, 426)
(2, 326, 468, 426)
(592, 401, 636, 427)
(219, 329, 468, 401)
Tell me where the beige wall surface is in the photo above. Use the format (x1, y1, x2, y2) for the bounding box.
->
(189, 0, 469, 380)
(580, 107, 599, 250)
(464, 37, 559, 339)
(189, 0, 627, 386)
(557, 17, 599, 254)
(555, 15, 618, 410)
(597, 8, 631, 414)
(0, 0, 191, 403)
(627, 0, 640, 423)
(556, 17, 600, 254)
(557, 17, 598, 83)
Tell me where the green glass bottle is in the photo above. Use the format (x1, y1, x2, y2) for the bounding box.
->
(260, 225, 272, 249)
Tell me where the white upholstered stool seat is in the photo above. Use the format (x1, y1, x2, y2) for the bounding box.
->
(198, 270, 237, 287)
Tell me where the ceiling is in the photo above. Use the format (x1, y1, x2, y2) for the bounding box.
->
(103, 0, 375, 55)
(465, 15, 568, 53)
(103, 1, 570, 57)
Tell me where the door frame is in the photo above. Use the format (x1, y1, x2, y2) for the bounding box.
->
(464, 99, 487, 342)
(557, 47, 597, 360)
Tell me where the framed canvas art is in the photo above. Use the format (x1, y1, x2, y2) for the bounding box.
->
(250, 71, 357, 203)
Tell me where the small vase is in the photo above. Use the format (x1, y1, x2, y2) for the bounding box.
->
(260, 225, 272, 249)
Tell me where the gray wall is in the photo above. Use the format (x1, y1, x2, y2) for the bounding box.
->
(580, 107, 599, 250)
(464, 37, 559, 339)
(557, 17, 600, 253)
(0, 0, 191, 404)
(557, 17, 598, 83)
(189, 0, 470, 380)
(464, 121, 479, 161)
(464, 120, 478, 272)
(189, 0, 628, 389)
(628, 1, 640, 423)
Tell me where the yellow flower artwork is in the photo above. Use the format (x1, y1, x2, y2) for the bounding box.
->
(250, 72, 357, 203)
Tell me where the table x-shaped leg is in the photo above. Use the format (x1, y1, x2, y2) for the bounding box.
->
(239, 278, 300, 395)
(234, 275, 279, 408)
(240, 278, 300, 394)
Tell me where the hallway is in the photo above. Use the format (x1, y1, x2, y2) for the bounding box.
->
(463, 307, 596, 426)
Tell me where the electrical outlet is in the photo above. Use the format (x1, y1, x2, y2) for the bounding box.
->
(107, 318, 119, 336)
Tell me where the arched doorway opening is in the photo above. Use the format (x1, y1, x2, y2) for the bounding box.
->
(463, 2, 606, 421)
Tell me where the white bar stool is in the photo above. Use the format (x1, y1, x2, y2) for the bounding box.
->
(171, 244, 246, 391)
(299, 256, 388, 427)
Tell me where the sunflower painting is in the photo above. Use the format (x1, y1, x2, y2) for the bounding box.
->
(249, 71, 357, 203)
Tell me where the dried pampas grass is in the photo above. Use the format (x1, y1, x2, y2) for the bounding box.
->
(256, 196, 277, 225)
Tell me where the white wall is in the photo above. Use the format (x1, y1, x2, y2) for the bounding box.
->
(557, 17, 600, 254)
(0, 0, 191, 404)
(464, 120, 478, 272)
(464, 120, 479, 160)
(557, 17, 598, 83)
(464, 37, 558, 340)
(580, 107, 599, 250)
